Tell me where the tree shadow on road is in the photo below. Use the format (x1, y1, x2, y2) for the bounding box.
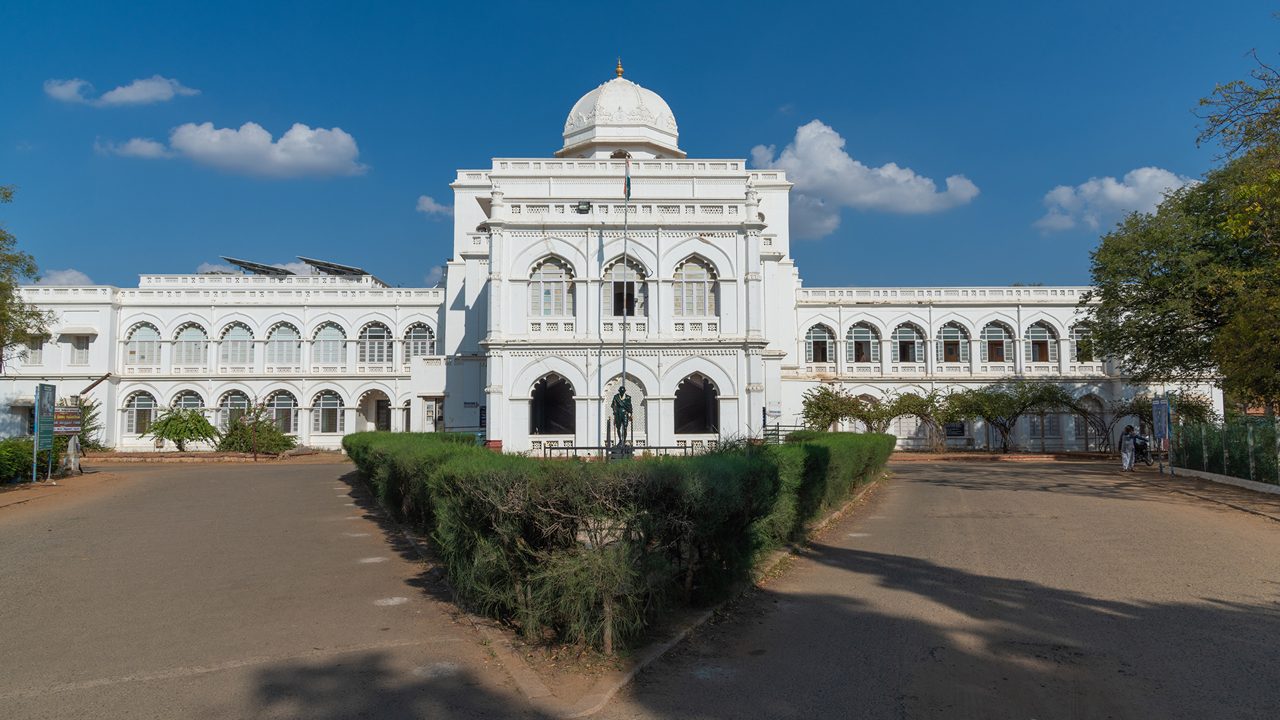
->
(611, 543, 1280, 719)
(245, 649, 550, 719)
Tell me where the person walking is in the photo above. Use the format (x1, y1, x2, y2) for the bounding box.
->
(1120, 425, 1137, 471)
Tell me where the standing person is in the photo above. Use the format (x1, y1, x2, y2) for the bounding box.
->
(1120, 425, 1137, 471)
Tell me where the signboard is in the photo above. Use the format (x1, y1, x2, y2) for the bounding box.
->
(54, 406, 82, 435)
(1152, 397, 1171, 441)
(35, 384, 55, 451)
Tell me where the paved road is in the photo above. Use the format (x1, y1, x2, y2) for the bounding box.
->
(0, 462, 538, 719)
(601, 462, 1280, 720)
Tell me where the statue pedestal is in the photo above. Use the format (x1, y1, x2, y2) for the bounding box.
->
(608, 443, 634, 460)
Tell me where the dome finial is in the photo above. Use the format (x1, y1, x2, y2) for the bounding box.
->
(615, 57, 624, 78)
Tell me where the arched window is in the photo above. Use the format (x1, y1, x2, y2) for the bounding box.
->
(530, 374, 575, 435)
(805, 325, 835, 363)
(358, 323, 393, 364)
(1071, 325, 1093, 362)
(892, 324, 924, 363)
(312, 391, 345, 433)
(673, 257, 718, 317)
(217, 390, 251, 429)
(125, 324, 160, 366)
(312, 323, 346, 365)
(529, 258, 575, 317)
(935, 322, 970, 364)
(266, 323, 301, 365)
(674, 373, 719, 434)
(173, 324, 209, 366)
(124, 391, 156, 434)
(1025, 322, 1059, 363)
(404, 324, 435, 358)
(171, 390, 204, 410)
(980, 322, 1014, 363)
(1074, 395, 1104, 449)
(846, 323, 880, 364)
(219, 323, 254, 365)
(266, 391, 298, 434)
(603, 258, 647, 317)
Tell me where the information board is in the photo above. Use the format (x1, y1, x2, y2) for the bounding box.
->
(35, 384, 56, 451)
(54, 406, 82, 435)
(1152, 397, 1170, 441)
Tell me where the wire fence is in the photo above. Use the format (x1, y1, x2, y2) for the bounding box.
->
(1172, 419, 1280, 486)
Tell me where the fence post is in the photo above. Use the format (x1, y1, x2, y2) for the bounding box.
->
(1247, 423, 1256, 482)
(1223, 424, 1229, 475)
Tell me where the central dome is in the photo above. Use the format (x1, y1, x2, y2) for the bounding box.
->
(558, 66, 683, 159)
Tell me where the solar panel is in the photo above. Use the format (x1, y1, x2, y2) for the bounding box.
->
(220, 257, 295, 276)
(296, 256, 369, 276)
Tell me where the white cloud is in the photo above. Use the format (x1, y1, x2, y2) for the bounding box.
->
(167, 122, 366, 177)
(197, 262, 237, 274)
(43, 78, 93, 103)
(424, 266, 444, 286)
(37, 268, 93, 285)
(98, 75, 198, 106)
(272, 262, 317, 275)
(751, 120, 980, 239)
(1034, 167, 1196, 232)
(416, 195, 451, 216)
(111, 122, 367, 178)
(97, 137, 172, 158)
(44, 75, 198, 106)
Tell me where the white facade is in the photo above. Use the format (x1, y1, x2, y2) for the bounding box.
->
(4, 70, 1210, 452)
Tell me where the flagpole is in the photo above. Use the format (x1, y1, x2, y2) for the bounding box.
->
(621, 154, 629, 426)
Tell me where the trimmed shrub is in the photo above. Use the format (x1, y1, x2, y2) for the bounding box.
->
(341, 430, 893, 651)
(217, 417, 297, 455)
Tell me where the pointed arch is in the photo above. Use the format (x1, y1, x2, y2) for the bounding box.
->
(603, 257, 648, 318)
(173, 322, 209, 366)
(935, 321, 970, 364)
(805, 323, 836, 364)
(846, 322, 880, 363)
(891, 322, 925, 363)
(124, 322, 161, 366)
(530, 372, 575, 435)
(674, 373, 719, 434)
(529, 255, 576, 317)
(673, 255, 719, 317)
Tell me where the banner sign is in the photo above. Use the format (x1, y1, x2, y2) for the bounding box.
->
(1152, 398, 1171, 441)
(35, 384, 56, 451)
(54, 406, 82, 435)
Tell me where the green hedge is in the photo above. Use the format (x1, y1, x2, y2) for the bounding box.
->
(0, 436, 68, 482)
(343, 431, 893, 650)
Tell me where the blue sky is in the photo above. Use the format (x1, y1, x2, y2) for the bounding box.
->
(1, 0, 1275, 288)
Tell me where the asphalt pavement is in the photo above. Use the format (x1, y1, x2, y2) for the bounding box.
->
(0, 462, 540, 719)
(599, 462, 1280, 719)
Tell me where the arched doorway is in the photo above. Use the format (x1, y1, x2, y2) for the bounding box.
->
(358, 389, 392, 431)
(530, 373, 575, 435)
(674, 373, 719, 435)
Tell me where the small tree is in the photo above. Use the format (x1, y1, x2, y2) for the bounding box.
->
(147, 408, 219, 451)
(801, 385, 856, 430)
(58, 395, 106, 450)
(1, 185, 53, 371)
(846, 393, 901, 433)
(892, 390, 955, 452)
(947, 382, 1075, 453)
(218, 403, 297, 455)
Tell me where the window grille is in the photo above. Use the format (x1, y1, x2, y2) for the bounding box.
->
(673, 258, 717, 317)
(125, 392, 156, 434)
(805, 325, 834, 363)
(980, 323, 1013, 362)
(172, 390, 204, 410)
(846, 324, 880, 363)
(218, 391, 251, 429)
(312, 391, 344, 433)
(313, 324, 345, 364)
(603, 259, 647, 318)
(220, 324, 254, 365)
(266, 324, 301, 365)
(935, 323, 970, 363)
(405, 324, 435, 357)
(358, 324, 393, 364)
(267, 391, 298, 434)
(529, 258, 575, 317)
(70, 336, 90, 365)
(125, 324, 160, 366)
(892, 325, 924, 363)
(174, 325, 209, 366)
(1071, 325, 1093, 362)
(1024, 323, 1058, 363)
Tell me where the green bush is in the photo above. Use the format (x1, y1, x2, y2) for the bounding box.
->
(217, 416, 297, 455)
(341, 430, 894, 651)
(0, 436, 68, 482)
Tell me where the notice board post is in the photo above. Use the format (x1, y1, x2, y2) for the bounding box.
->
(33, 383, 56, 483)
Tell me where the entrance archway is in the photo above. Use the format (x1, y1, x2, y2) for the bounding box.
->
(530, 373, 575, 435)
(358, 389, 392, 431)
(674, 373, 719, 434)
(604, 374, 646, 444)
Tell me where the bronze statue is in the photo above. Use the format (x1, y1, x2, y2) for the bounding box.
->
(611, 385, 633, 446)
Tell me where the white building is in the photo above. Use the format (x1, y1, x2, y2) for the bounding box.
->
(3, 67, 1213, 453)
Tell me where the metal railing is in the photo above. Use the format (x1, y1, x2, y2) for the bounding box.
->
(1172, 419, 1280, 485)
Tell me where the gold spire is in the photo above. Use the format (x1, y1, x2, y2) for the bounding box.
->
(615, 57, 624, 78)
